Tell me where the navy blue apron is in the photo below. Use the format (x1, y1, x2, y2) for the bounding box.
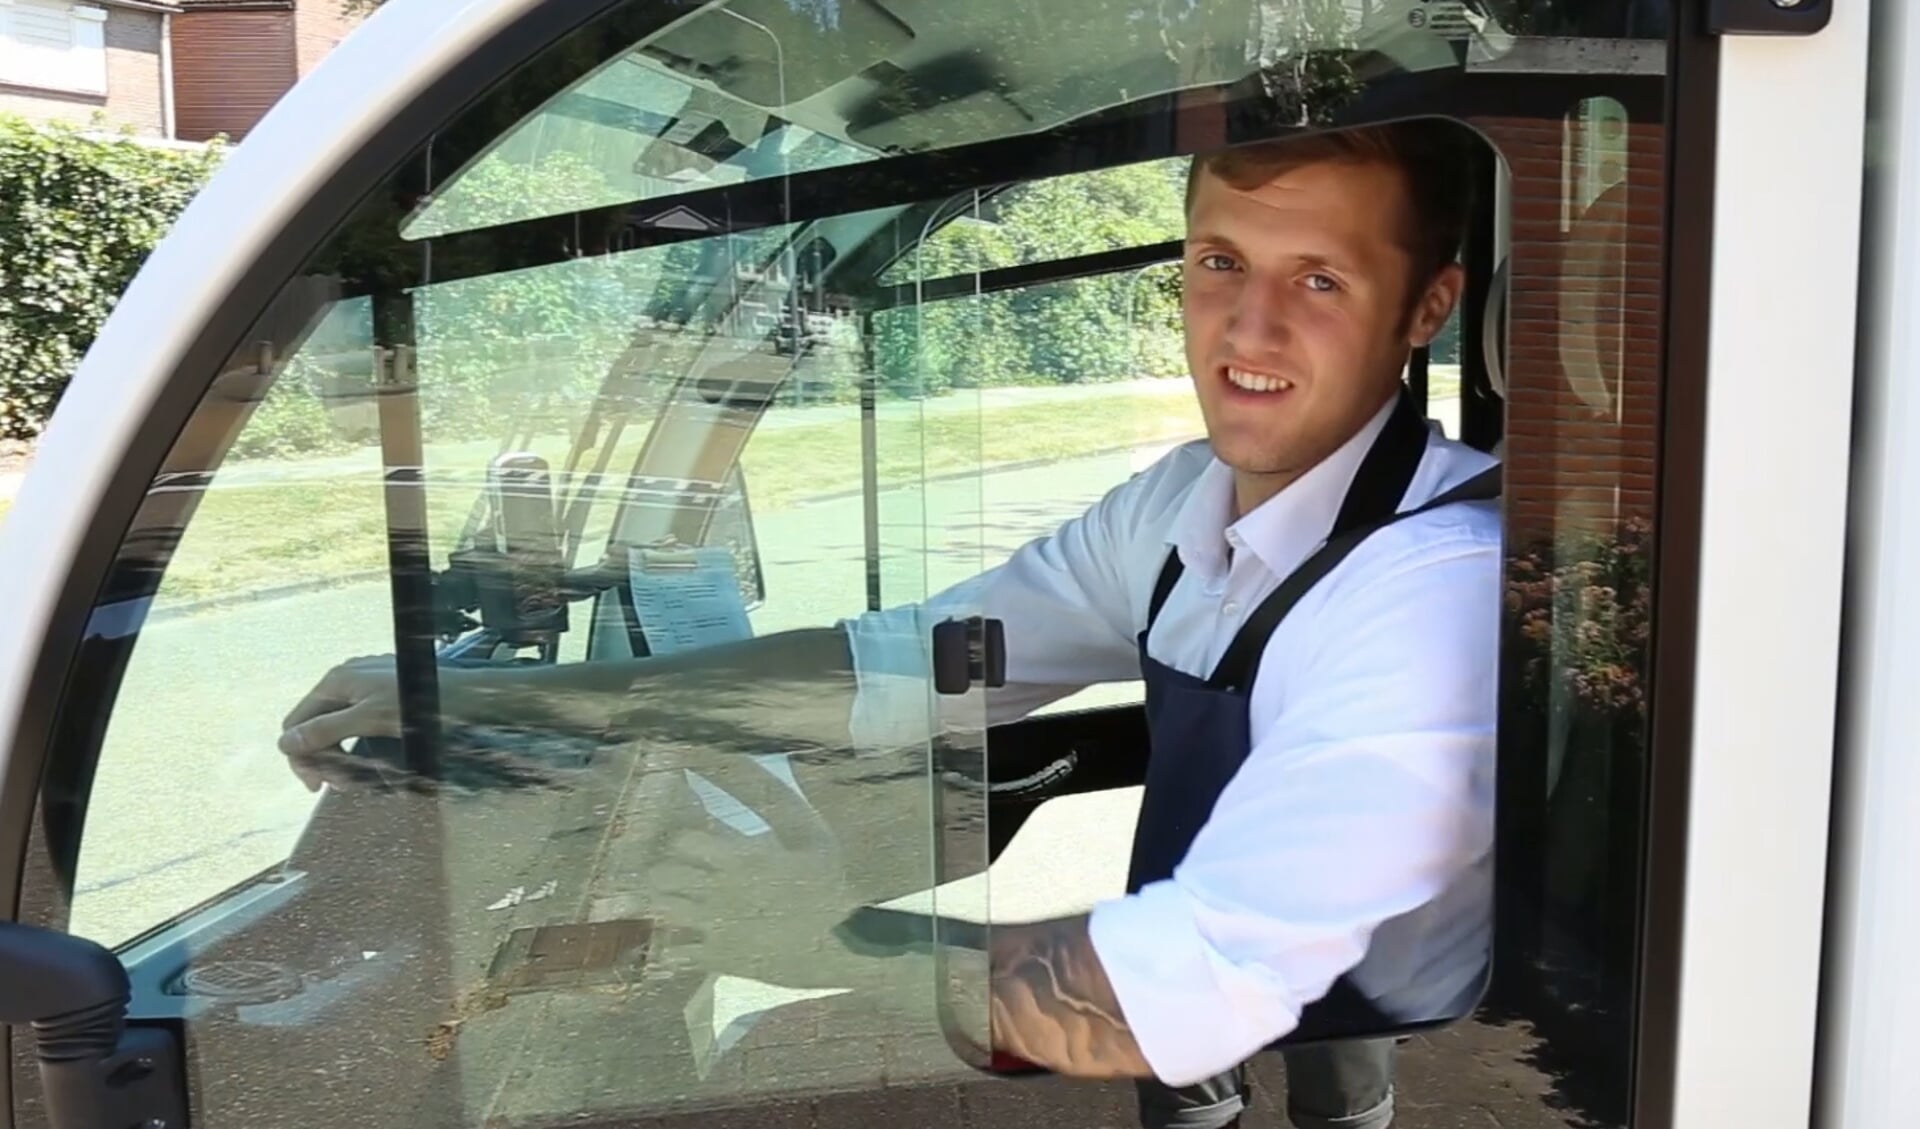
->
(1128, 389, 1499, 1126)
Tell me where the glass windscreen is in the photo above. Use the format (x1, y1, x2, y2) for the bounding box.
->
(405, 0, 1520, 238)
(56, 199, 987, 1127)
(23, 1, 1674, 1128)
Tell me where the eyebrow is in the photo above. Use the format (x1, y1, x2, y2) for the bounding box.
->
(1293, 252, 1351, 273)
(1186, 233, 1355, 274)
(1185, 228, 1240, 252)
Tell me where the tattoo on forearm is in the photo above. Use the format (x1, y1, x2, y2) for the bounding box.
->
(989, 915, 1153, 1079)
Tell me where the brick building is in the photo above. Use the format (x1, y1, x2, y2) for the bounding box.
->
(0, 0, 182, 137)
(1478, 93, 1662, 546)
(0, 0, 360, 141)
(170, 0, 361, 142)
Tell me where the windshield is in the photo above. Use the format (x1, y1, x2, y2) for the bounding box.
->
(403, 53, 871, 239)
(405, 0, 1517, 239)
(44, 0, 1673, 1124)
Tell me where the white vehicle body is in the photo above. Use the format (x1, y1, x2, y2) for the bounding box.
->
(0, 0, 1910, 1127)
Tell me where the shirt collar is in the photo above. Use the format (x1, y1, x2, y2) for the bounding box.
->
(1168, 393, 1403, 584)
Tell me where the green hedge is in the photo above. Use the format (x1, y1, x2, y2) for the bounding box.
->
(0, 115, 224, 441)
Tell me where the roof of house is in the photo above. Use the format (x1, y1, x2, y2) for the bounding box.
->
(171, 0, 296, 9)
(97, 0, 189, 14)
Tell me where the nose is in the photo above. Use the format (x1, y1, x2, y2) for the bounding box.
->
(1222, 272, 1296, 358)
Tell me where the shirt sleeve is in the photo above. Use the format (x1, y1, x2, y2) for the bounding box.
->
(838, 470, 1152, 751)
(1086, 530, 1500, 1086)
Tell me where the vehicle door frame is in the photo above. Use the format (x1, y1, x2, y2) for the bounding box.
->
(1814, 2, 1920, 1126)
(0, 2, 1869, 1127)
(1642, 4, 1871, 1128)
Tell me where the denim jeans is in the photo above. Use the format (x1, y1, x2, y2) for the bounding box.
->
(1135, 1038, 1396, 1129)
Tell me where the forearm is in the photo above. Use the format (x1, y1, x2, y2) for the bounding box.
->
(441, 627, 858, 746)
(989, 915, 1154, 1080)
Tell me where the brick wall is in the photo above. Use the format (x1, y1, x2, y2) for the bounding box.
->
(292, 0, 360, 77)
(1472, 113, 1666, 545)
(0, 6, 166, 136)
(103, 4, 166, 133)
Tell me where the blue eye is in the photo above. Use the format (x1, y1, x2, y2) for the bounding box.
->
(1198, 253, 1238, 271)
(1305, 273, 1340, 292)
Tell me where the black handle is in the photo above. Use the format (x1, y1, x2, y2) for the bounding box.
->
(932, 617, 1007, 695)
(0, 921, 191, 1128)
(1708, 0, 1831, 35)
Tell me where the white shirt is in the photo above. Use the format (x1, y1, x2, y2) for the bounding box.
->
(841, 395, 1502, 1087)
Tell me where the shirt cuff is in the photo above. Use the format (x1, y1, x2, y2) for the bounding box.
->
(1087, 881, 1302, 1087)
(838, 606, 937, 752)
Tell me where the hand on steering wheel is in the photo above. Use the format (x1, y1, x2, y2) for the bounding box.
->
(279, 655, 584, 795)
(279, 655, 403, 791)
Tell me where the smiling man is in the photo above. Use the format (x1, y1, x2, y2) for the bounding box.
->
(848, 121, 1502, 1129)
(280, 120, 1500, 1129)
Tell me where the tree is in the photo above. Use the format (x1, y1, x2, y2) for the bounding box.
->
(0, 116, 224, 441)
(871, 158, 1189, 397)
(1246, 0, 1366, 128)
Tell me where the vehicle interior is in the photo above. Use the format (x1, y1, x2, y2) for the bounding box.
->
(11, 2, 1663, 1127)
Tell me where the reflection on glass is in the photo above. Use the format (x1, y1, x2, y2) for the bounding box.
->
(1478, 92, 1659, 1128)
(71, 297, 388, 950)
(36, 2, 1679, 1128)
(57, 204, 984, 1126)
(404, 0, 1540, 240)
(878, 159, 1189, 284)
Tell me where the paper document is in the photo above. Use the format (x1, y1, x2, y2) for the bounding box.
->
(626, 544, 753, 655)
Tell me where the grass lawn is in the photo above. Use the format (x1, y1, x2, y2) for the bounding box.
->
(1, 368, 1467, 608)
(14, 384, 1205, 607)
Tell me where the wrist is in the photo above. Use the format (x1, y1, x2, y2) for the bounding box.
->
(434, 662, 506, 727)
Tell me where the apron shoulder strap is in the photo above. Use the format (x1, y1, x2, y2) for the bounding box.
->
(1141, 388, 1457, 652)
(1207, 459, 1502, 691)
(1413, 464, 1502, 510)
(1146, 550, 1184, 628)
(1331, 385, 1432, 538)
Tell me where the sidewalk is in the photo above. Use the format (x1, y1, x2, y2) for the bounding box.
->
(629, 1010, 1595, 1129)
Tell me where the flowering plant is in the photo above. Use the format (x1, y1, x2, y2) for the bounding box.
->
(1505, 516, 1655, 724)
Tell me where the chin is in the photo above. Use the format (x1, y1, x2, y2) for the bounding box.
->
(1209, 415, 1302, 461)
(1208, 440, 1297, 479)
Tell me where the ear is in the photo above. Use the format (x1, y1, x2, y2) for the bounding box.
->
(1407, 262, 1466, 347)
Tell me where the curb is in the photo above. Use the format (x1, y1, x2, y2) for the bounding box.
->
(150, 571, 394, 624)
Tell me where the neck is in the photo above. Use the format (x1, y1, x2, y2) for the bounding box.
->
(1226, 384, 1403, 520)
(1231, 467, 1300, 520)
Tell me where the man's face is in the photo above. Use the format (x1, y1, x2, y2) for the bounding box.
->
(1182, 157, 1462, 512)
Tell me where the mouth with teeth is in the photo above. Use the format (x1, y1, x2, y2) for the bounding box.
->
(1222, 366, 1296, 395)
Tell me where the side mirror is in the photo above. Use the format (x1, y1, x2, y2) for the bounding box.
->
(0, 921, 189, 1129)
